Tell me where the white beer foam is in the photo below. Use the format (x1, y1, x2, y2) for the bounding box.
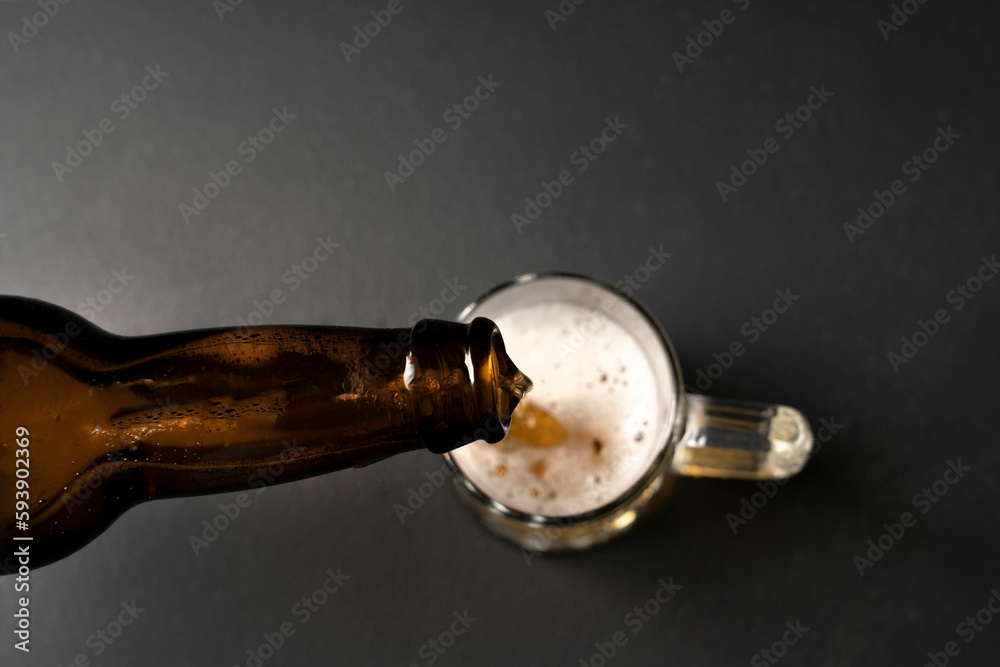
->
(451, 301, 664, 517)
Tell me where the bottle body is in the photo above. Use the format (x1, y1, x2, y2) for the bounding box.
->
(0, 296, 528, 569)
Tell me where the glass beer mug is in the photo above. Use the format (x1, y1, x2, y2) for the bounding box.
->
(446, 273, 814, 551)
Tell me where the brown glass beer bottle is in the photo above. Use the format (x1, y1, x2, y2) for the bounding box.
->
(0, 296, 531, 570)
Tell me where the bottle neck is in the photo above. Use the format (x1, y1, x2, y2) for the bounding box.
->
(407, 317, 530, 453)
(69, 317, 526, 497)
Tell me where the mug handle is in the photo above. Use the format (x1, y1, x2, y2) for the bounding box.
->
(670, 394, 813, 480)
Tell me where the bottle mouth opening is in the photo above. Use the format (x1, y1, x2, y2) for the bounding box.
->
(468, 318, 532, 442)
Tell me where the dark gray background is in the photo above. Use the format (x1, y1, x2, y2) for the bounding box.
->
(1, 1, 998, 665)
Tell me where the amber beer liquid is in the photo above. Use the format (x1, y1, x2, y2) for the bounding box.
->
(0, 296, 530, 569)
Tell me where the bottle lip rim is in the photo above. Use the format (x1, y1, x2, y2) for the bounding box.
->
(466, 315, 515, 441)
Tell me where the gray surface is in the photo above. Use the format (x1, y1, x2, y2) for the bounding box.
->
(1, 1, 998, 665)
